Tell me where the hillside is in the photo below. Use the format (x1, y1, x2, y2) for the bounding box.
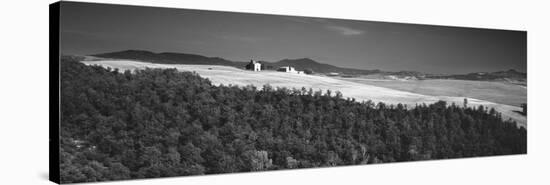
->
(81, 59, 526, 127)
(271, 58, 380, 74)
(61, 57, 526, 183)
(337, 77, 526, 107)
(426, 69, 527, 83)
(93, 50, 245, 66)
(92, 50, 526, 82)
(92, 50, 379, 75)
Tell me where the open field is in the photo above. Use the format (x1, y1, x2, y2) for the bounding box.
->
(336, 77, 526, 107)
(81, 59, 526, 127)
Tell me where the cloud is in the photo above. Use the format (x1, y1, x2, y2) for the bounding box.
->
(325, 25, 364, 36)
(282, 16, 365, 36)
(219, 35, 270, 43)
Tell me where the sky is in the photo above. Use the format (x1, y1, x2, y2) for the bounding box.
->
(59, 2, 527, 74)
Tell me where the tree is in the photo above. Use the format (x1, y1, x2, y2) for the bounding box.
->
(107, 162, 131, 180)
(286, 156, 299, 169)
(245, 150, 273, 171)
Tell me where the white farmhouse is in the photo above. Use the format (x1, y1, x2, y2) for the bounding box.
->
(246, 60, 262, 71)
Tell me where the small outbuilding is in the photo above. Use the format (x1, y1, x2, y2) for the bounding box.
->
(277, 66, 296, 73)
(327, 72, 340, 76)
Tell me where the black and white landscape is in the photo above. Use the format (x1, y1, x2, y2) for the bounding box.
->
(55, 1, 527, 183)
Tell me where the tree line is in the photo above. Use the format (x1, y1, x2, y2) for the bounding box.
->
(59, 57, 526, 183)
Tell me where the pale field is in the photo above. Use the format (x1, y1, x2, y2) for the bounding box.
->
(336, 77, 526, 107)
(81, 60, 526, 127)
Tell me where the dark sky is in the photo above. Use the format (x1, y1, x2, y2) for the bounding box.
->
(59, 2, 526, 74)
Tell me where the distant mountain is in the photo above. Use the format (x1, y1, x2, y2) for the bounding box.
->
(426, 69, 526, 82)
(93, 50, 244, 66)
(269, 58, 379, 74)
(384, 71, 426, 78)
(490, 69, 527, 79)
(273, 58, 337, 71)
(92, 50, 379, 75)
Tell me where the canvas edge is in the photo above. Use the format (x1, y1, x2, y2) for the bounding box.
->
(49, 1, 61, 184)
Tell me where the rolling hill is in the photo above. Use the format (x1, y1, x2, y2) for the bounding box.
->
(427, 69, 527, 82)
(93, 50, 244, 66)
(270, 58, 380, 74)
(92, 50, 380, 75)
(92, 50, 526, 82)
(80, 59, 526, 127)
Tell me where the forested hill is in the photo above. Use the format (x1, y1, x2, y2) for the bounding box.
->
(60, 57, 526, 183)
(93, 50, 245, 66)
